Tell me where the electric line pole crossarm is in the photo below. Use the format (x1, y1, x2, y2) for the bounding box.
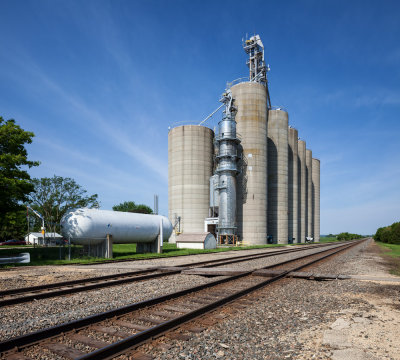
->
(26, 206, 45, 246)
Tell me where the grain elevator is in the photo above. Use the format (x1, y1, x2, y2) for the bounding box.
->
(168, 35, 320, 245)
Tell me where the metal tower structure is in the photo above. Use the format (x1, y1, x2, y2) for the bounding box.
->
(243, 34, 271, 108)
(215, 89, 240, 245)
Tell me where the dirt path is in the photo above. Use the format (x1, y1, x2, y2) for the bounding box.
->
(297, 241, 400, 360)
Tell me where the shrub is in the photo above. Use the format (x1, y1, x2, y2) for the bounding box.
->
(374, 222, 400, 244)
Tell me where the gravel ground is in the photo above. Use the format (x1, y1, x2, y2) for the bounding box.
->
(0, 246, 298, 290)
(134, 239, 400, 360)
(0, 266, 104, 291)
(69, 246, 296, 270)
(0, 243, 341, 343)
(0, 273, 225, 341)
(2, 241, 391, 360)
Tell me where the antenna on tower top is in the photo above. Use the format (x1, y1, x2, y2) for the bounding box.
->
(242, 34, 271, 108)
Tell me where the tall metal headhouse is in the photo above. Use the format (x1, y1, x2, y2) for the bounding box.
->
(167, 34, 320, 246)
(214, 90, 240, 243)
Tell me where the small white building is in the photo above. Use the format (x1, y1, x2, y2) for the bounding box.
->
(176, 233, 217, 250)
(25, 232, 63, 246)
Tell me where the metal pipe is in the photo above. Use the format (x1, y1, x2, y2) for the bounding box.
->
(198, 103, 224, 126)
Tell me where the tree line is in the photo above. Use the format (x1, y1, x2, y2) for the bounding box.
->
(374, 222, 400, 244)
(336, 232, 364, 240)
(0, 116, 152, 241)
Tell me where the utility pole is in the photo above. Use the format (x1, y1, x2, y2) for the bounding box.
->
(27, 206, 45, 246)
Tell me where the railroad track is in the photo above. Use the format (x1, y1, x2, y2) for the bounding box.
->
(0, 242, 343, 307)
(0, 239, 365, 360)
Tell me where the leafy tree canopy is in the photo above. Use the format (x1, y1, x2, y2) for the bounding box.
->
(374, 222, 400, 244)
(0, 210, 27, 241)
(0, 117, 39, 214)
(0, 117, 39, 240)
(112, 201, 153, 214)
(336, 232, 363, 241)
(28, 175, 99, 234)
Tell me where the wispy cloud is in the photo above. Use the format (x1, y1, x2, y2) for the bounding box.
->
(322, 197, 400, 235)
(7, 53, 168, 181)
(354, 90, 400, 107)
(33, 137, 150, 186)
(35, 138, 101, 166)
(38, 161, 142, 195)
(316, 86, 400, 108)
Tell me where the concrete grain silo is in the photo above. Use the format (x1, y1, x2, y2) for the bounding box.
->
(167, 35, 321, 249)
(288, 127, 298, 243)
(231, 82, 268, 245)
(312, 158, 320, 242)
(168, 125, 214, 234)
(305, 149, 313, 239)
(267, 109, 288, 244)
(298, 140, 306, 243)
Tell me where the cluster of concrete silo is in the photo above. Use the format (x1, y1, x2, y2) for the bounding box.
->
(168, 35, 320, 245)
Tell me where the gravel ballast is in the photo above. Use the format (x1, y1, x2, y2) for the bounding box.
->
(138, 239, 400, 360)
(2, 240, 398, 360)
(0, 244, 341, 341)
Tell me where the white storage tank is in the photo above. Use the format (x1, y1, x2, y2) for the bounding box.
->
(61, 208, 173, 245)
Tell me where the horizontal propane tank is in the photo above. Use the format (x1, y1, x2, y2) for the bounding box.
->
(61, 208, 172, 245)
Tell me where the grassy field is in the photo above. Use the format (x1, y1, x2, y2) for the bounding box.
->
(319, 236, 338, 243)
(0, 241, 311, 268)
(0, 239, 346, 268)
(376, 242, 400, 276)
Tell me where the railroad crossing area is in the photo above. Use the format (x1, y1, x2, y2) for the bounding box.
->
(0, 240, 399, 359)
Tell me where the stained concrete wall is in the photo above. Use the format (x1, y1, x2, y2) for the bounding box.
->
(305, 149, 313, 238)
(231, 82, 268, 245)
(267, 110, 288, 244)
(168, 125, 214, 233)
(298, 140, 306, 243)
(288, 127, 298, 243)
(312, 158, 320, 242)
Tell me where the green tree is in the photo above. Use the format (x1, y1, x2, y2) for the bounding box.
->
(112, 201, 153, 214)
(0, 210, 27, 240)
(0, 117, 39, 213)
(29, 175, 99, 234)
(337, 232, 363, 241)
(375, 222, 400, 244)
(0, 117, 39, 240)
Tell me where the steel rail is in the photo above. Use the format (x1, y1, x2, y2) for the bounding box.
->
(0, 241, 341, 271)
(0, 240, 342, 270)
(78, 240, 363, 360)
(0, 241, 335, 296)
(0, 239, 364, 357)
(0, 242, 341, 307)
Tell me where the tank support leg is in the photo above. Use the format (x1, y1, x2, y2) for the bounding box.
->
(105, 234, 113, 259)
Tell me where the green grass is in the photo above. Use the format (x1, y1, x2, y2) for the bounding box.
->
(376, 242, 400, 256)
(376, 242, 400, 276)
(0, 245, 32, 248)
(318, 236, 338, 243)
(0, 239, 338, 268)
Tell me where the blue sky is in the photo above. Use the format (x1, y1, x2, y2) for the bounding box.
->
(1, 0, 399, 235)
